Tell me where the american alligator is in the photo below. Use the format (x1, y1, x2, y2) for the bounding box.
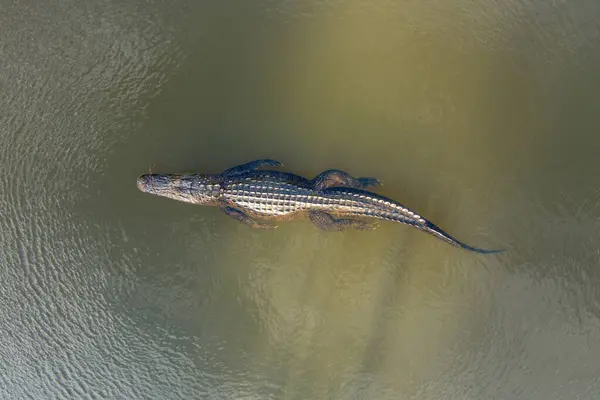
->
(136, 159, 502, 254)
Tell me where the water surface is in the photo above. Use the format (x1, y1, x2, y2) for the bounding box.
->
(1, 0, 600, 398)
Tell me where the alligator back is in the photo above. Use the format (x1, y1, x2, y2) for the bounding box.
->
(220, 171, 417, 221)
(221, 172, 320, 218)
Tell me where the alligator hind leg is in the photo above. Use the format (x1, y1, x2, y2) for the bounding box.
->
(223, 159, 283, 177)
(312, 169, 382, 190)
(308, 211, 379, 231)
(219, 206, 278, 229)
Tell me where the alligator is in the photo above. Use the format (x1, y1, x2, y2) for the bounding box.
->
(136, 159, 502, 254)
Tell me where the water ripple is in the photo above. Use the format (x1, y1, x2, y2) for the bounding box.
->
(0, 0, 192, 397)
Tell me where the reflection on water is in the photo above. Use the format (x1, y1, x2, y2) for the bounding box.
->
(1, 0, 600, 398)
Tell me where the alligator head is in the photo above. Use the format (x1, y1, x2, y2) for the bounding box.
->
(136, 173, 221, 205)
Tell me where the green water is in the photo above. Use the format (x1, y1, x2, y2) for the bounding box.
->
(1, 0, 600, 398)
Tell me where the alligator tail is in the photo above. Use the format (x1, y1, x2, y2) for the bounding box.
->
(421, 220, 504, 254)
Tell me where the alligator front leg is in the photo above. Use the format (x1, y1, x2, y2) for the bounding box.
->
(308, 211, 379, 231)
(222, 159, 283, 177)
(312, 169, 382, 190)
(219, 206, 278, 229)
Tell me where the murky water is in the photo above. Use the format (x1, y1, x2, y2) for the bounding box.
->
(2, 0, 600, 398)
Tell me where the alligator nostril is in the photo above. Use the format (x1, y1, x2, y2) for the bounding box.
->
(136, 175, 147, 191)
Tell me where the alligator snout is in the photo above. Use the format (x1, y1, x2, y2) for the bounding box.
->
(136, 174, 150, 192)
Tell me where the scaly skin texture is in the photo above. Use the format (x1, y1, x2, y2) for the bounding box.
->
(136, 159, 503, 254)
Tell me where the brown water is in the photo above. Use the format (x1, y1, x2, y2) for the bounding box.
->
(2, 0, 600, 398)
